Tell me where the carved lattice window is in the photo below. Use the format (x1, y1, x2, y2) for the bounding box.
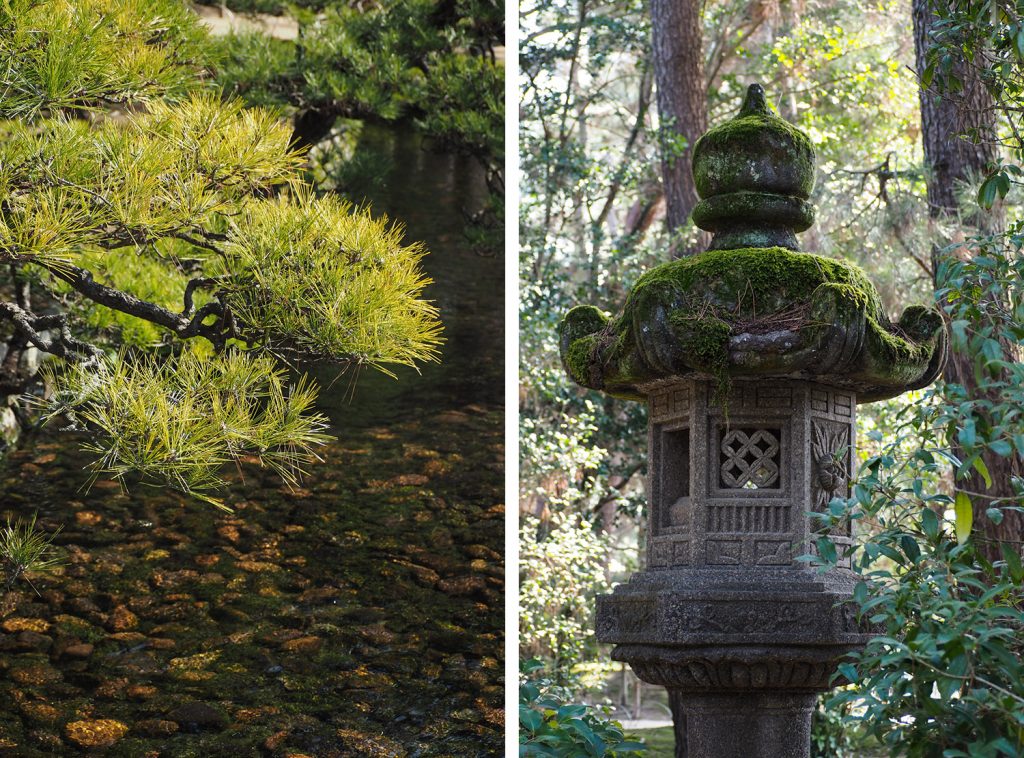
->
(719, 428, 781, 489)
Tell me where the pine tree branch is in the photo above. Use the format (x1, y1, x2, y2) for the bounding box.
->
(0, 301, 101, 361)
(46, 263, 191, 333)
(41, 263, 229, 346)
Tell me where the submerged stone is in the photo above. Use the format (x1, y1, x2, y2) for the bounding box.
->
(1, 618, 50, 634)
(166, 701, 228, 731)
(64, 718, 129, 749)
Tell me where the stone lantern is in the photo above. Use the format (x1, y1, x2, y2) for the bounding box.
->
(559, 84, 946, 758)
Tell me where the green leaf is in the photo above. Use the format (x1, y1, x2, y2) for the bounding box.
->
(900, 534, 921, 562)
(557, 705, 588, 719)
(1001, 542, 1023, 582)
(520, 707, 543, 733)
(973, 457, 992, 489)
(816, 537, 837, 564)
(990, 439, 1013, 457)
(997, 171, 1011, 199)
(978, 174, 999, 208)
(958, 418, 977, 450)
(921, 507, 939, 539)
(955, 491, 973, 544)
(611, 742, 647, 753)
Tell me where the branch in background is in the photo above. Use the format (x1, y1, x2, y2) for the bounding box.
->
(591, 64, 653, 237)
(0, 302, 101, 362)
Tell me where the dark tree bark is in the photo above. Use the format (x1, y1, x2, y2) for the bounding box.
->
(913, 0, 1024, 561)
(649, 0, 707, 749)
(913, 0, 998, 224)
(290, 107, 338, 153)
(650, 0, 707, 251)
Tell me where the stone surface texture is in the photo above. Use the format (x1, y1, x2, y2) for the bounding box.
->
(560, 83, 944, 757)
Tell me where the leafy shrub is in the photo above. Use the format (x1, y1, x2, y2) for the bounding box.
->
(520, 659, 646, 757)
(811, 693, 864, 758)
(812, 396, 1024, 755)
(519, 514, 612, 684)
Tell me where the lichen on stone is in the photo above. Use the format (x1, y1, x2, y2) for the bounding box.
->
(559, 246, 945, 403)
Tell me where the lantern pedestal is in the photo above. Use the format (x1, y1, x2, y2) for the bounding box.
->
(676, 692, 816, 758)
(559, 84, 947, 757)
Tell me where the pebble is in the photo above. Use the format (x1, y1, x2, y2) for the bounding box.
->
(281, 636, 323, 654)
(134, 718, 179, 737)
(1, 618, 49, 633)
(64, 719, 129, 748)
(167, 701, 228, 731)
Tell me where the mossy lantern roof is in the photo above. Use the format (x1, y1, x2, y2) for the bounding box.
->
(559, 83, 946, 403)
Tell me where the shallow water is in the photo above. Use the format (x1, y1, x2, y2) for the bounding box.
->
(313, 123, 503, 425)
(0, 125, 504, 756)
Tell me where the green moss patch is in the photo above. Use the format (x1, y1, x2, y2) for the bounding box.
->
(627, 247, 881, 318)
(559, 246, 943, 402)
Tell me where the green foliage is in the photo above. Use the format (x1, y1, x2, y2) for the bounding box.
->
(43, 350, 330, 507)
(0, 0, 208, 119)
(0, 0, 443, 505)
(407, 51, 505, 188)
(0, 514, 62, 592)
(519, 514, 613, 681)
(0, 94, 300, 266)
(210, 0, 503, 169)
(216, 192, 442, 373)
(811, 693, 867, 758)
(814, 455, 1024, 756)
(520, 659, 646, 757)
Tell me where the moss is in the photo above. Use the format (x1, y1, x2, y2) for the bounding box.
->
(627, 247, 882, 319)
(898, 304, 944, 341)
(564, 333, 599, 387)
(561, 305, 608, 342)
(667, 310, 732, 402)
(558, 245, 944, 403)
(867, 315, 932, 367)
(692, 107, 815, 200)
(692, 191, 815, 233)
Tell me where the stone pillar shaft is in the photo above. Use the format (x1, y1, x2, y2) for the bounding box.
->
(678, 692, 816, 758)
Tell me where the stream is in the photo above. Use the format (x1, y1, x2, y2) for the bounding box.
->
(0, 124, 504, 757)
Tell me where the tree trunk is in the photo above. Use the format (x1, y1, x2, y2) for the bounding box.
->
(650, 2, 707, 749)
(290, 107, 338, 153)
(650, 0, 707, 250)
(913, 0, 1024, 561)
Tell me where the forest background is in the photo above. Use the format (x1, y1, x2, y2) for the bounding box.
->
(519, 0, 1024, 755)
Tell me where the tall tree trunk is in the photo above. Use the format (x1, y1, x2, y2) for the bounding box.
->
(650, 1, 707, 748)
(650, 0, 707, 251)
(913, 0, 1024, 561)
